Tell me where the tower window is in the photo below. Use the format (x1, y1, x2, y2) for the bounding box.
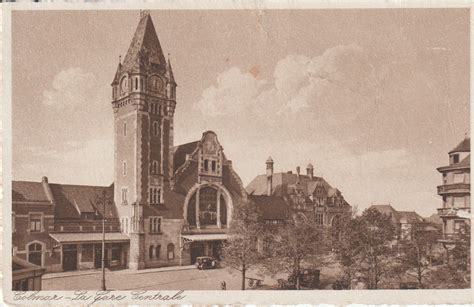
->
(152, 121, 159, 136)
(152, 161, 159, 174)
(211, 160, 216, 172)
(121, 187, 128, 205)
(135, 78, 138, 90)
(123, 122, 127, 136)
(204, 160, 209, 171)
(123, 161, 127, 176)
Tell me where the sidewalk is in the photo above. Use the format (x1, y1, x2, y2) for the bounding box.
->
(43, 264, 196, 280)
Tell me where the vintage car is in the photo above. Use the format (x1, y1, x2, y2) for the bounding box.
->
(278, 269, 321, 289)
(195, 256, 219, 270)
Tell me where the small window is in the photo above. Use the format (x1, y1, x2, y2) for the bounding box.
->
(152, 161, 159, 174)
(123, 161, 127, 176)
(123, 122, 127, 136)
(29, 214, 42, 232)
(204, 160, 209, 171)
(453, 154, 460, 164)
(315, 213, 324, 225)
(121, 187, 128, 204)
(167, 243, 175, 260)
(149, 245, 154, 259)
(150, 216, 162, 233)
(211, 160, 216, 172)
(153, 121, 159, 136)
(149, 188, 161, 204)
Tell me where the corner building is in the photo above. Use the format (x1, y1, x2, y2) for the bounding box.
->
(111, 12, 245, 269)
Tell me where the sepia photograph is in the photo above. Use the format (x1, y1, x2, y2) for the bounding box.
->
(3, 4, 471, 303)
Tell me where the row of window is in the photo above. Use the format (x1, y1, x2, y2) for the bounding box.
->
(442, 172, 470, 185)
(12, 213, 43, 233)
(121, 119, 162, 138)
(443, 195, 470, 208)
(120, 216, 163, 234)
(149, 243, 175, 260)
(123, 160, 161, 176)
(120, 186, 163, 205)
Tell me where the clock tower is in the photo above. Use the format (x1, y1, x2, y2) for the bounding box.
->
(111, 11, 177, 269)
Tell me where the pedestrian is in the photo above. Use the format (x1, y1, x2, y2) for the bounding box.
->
(221, 281, 226, 290)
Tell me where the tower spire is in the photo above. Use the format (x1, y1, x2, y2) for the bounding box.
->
(121, 11, 166, 72)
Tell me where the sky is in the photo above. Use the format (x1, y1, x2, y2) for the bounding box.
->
(12, 9, 469, 216)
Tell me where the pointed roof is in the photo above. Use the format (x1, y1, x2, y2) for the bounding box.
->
(449, 137, 470, 154)
(122, 12, 166, 73)
(111, 62, 122, 85)
(166, 57, 176, 85)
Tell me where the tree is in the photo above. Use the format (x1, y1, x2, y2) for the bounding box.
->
(219, 199, 264, 290)
(263, 216, 329, 290)
(333, 208, 396, 289)
(395, 222, 440, 287)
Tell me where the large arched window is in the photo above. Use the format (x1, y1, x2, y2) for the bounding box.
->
(28, 243, 43, 266)
(186, 186, 227, 227)
(199, 187, 217, 225)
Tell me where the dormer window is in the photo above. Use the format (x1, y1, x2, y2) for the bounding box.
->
(450, 154, 460, 164)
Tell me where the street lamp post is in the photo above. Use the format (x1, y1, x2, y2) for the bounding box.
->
(96, 190, 112, 291)
(101, 196, 106, 291)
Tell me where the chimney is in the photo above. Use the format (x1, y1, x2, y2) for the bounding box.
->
(296, 166, 301, 183)
(41, 176, 55, 204)
(266, 157, 274, 196)
(306, 163, 314, 180)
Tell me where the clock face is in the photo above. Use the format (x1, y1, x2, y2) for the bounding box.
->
(148, 75, 163, 92)
(120, 77, 128, 93)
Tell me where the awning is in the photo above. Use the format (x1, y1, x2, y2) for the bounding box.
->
(181, 234, 228, 242)
(49, 232, 130, 244)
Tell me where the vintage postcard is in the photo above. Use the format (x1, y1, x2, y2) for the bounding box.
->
(1, 1, 472, 305)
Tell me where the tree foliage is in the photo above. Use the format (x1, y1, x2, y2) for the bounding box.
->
(332, 208, 396, 289)
(220, 199, 264, 290)
(263, 216, 329, 289)
(394, 222, 440, 287)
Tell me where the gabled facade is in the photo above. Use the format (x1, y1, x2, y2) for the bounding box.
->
(369, 204, 436, 241)
(246, 158, 352, 226)
(437, 137, 471, 243)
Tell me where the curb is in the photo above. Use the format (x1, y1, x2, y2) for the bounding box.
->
(43, 265, 196, 280)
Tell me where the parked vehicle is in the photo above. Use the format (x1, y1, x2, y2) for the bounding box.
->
(278, 269, 320, 289)
(399, 282, 419, 289)
(195, 256, 219, 270)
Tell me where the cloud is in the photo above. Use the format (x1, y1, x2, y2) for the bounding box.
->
(42, 67, 98, 108)
(195, 44, 374, 118)
(194, 67, 266, 116)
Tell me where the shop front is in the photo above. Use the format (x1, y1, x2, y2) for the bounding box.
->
(49, 232, 130, 272)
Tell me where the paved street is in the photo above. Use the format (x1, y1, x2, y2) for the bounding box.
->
(43, 263, 341, 291)
(43, 267, 265, 291)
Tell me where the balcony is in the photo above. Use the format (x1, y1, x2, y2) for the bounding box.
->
(437, 207, 470, 217)
(437, 183, 470, 195)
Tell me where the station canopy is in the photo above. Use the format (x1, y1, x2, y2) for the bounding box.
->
(49, 232, 130, 244)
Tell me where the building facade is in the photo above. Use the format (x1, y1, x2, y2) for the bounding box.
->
(246, 158, 352, 227)
(12, 11, 245, 273)
(12, 177, 127, 273)
(110, 11, 245, 270)
(369, 204, 439, 241)
(436, 137, 471, 243)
